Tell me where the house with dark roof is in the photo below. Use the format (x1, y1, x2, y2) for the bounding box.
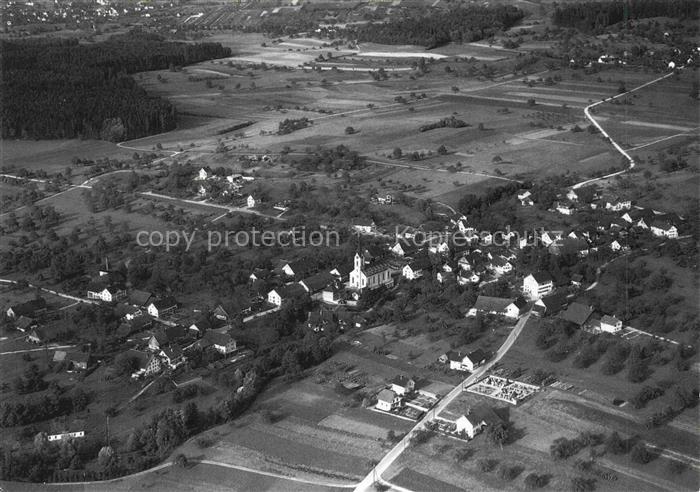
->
(203, 330, 237, 354)
(267, 283, 308, 307)
(376, 389, 400, 412)
(128, 349, 161, 379)
(6, 298, 47, 319)
(559, 302, 594, 327)
(14, 315, 37, 332)
(390, 375, 415, 396)
(649, 220, 678, 239)
(86, 279, 127, 303)
(299, 271, 335, 298)
(280, 258, 315, 279)
(147, 297, 178, 318)
(26, 326, 62, 344)
(64, 352, 90, 371)
(454, 405, 503, 439)
(128, 290, 153, 308)
(402, 253, 431, 280)
(469, 296, 521, 319)
(159, 345, 185, 368)
(440, 349, 487, 372)
(532, 292, 568, 317)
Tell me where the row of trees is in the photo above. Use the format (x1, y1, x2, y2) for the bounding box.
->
(552, 0, 699, 32)
(1, 30, 230, 140)
(349, 5, 525, 48)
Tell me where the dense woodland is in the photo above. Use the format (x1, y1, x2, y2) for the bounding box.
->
(349, 5, 524, 48)
(1, 31, 230, 141)
(552, 0, 700, 32)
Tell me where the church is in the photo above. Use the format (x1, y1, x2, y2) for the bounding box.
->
(348, 250, 395, 292)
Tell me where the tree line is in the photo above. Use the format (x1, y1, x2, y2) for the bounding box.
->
(552, 0, 699, 32)
(1, 30, 231, 141)
(347, 5, 525, 48)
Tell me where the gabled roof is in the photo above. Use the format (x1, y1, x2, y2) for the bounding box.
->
(129, 290, 153, 307)
(559, 302, 594, 326)
(15, 316, 36, 331)
(649, 220, 675, 231)
(537, 292, 567, 314)
(9, 298, 46, 316)
(528, 271, 553, 284)
(279, 283, 308, 299)
(601, 314, 621, 326)
(408, 254, 432, 270)
(466, 348, 487, 363)
(377, 389, 396, 403)
(511, 297, 528, 311)
(284, 258, 315, 277)
(391, 375, 414, 387)
(300, 271, 334, 293)
(65, 351, 90, 364)
(473, 296, 512, 313)
(150, 296, 178, 310)
(204, 330, 235, 347)
(465, 405, 503, 427)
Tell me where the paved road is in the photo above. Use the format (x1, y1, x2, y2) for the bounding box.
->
(355, 312, 532, 491)
(572, 70, 677, 190)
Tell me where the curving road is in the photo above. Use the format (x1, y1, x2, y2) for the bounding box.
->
(572, 70, 678, 190)
(355, 312, 532, 492)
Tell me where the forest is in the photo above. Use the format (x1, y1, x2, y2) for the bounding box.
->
(552, 0, 700, 32)
(1, 30, 231, 141)
(348, 5, 524, 48)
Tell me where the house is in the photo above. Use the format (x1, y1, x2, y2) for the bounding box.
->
(148, 325, 187, 351)
(6, 298, 47, 319)
(120, 305, 142, 321)
(14, 316, 37, 332)
(267, 283, 308, 307)
(64, 351, 90, 371)
(128, 290, 153, 308)
(462, 349, 487, 371)
(605, 198, 631, 212)
(280, 258, 315, 279)
(188, 316, 214, 334)
(353, 219, 375, 234)
(299, 271, 335, 298)
(571, 273, 584, 287)
(441, 349, 486, 372)
(86, 282, 127, 303)
(559, 302, 594, 327)
(390, 375, 415, 396)
(621, 208, 655, 226)
(650, 220, 678, 239)
(129, 350, 162, 379)
(518, 190, 533, 206)
(468, 296, 518, 319)
(391, 239, 420, 257)
(522, 271, 554, 300)
(348, 252, 394, 291)
(147, 297, 178, 318)
(26, 326, 59, 344)
(321, 281, 344, 305)
(487, 255, 513, 276)
(600, 315, 623, 333)
(436, 271, 455, 284)
(196, 167, 211, 180)
(402, 254, 431, 280)
(458, 271, 480, 286)
(555, 201, 574, 215)
(376, 389, 400, 412)
(249, 268, 273, 284)
(506, 297, 529, 318)
(47, 427, 85, 442)
(246, 195, 256, 208)
(454, 405, 502, 439)
(428, 240, 450, 256)
(160, 345, 185, 368)
(532, 292, 567, 317)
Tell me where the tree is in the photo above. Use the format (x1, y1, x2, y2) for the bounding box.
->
(392, 147, 403, 159)
(605, 431, 628, 454)
(437, 145, 448, 155)
(630, 442, 652, 464)
(487, 422, 510, 448)
(345, 126, 356, 135)
(174, 453, 188, 468)
(524, 473, 549, 489)
(570, 477, 595, 492)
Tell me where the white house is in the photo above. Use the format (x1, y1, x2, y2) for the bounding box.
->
(390, 375, 415, 396)
(48, 430, 85, 442)
(204, 331, 238, 354)
(518, 190, 533, 206)
(487, 256, 512, 276)
(605, 199, 631, 212)
(376, 389, 400, 412)
(523, 272, 554, 300)
(196, 168, 210, 181)
(246, 195, 256, 208)
(442, 349, 487, 372)
(454, 406, 501, 439)
(600, 315, 623, 333)
(556, 202, 574, 215)
(147, 297, 178, 318)
(353, 219, 375, 234)
(86, 286, 127, 303)
(650, 221, 678, 239)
